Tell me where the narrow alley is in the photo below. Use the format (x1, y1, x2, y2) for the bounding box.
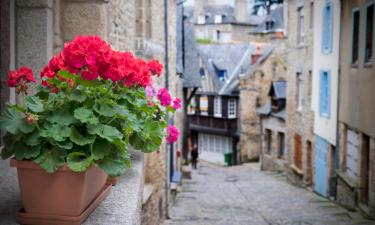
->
(164, 162, 375, 225)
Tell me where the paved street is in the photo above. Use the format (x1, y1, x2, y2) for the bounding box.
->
(164, 162, 375, 225)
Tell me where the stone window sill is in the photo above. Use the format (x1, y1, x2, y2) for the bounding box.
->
(336, 170, 357, 190)
(291, 164, 303, 176)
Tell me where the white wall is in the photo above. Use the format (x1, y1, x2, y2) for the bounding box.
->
(311, 0, 341, 145)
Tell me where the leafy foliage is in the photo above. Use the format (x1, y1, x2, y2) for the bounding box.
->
(0, 70, 172, 177)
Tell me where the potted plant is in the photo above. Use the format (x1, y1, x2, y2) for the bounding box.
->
(0, 36, 180, 225)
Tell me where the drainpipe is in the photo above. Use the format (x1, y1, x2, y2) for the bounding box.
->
(164, 0, 170, 219)
(333, 0, 344, 200)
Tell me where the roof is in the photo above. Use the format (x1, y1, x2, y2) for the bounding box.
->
(218, 43, 273, 95)
(182, 8, 202, 88)
(249, 5, 285, 34)
(256, 100, 286, 120)
(269, 80, 286, 99)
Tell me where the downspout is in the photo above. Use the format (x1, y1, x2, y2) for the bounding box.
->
(333, 0, 343, 200)
(164, 0, 170, 219)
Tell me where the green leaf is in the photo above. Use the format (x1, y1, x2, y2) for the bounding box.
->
(92, 138, 111, 160)
(24, 132, 41, 146)
(70, 126, 96, 146)
(98, 152, 131, 177)
(0, 108, 35, 134)
(1, 133, 18, 159)
(46, 108, 77, 125)
(25, 95, 44, 113)
(87, 124, 123, 142)
(67, 152, 93, 172)
(58, 70, 75, 80)
(40, 124, 71, 142)
(33, 148, 66, 173)
(14, 141, 41, 160)
(55, 141, 73, 150)
(94, 102, 116, 117)
(74, 107, 99, 125)
(69, 89, 87, 103)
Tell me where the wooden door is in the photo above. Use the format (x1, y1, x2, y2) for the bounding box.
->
(294, 134, 302, 170)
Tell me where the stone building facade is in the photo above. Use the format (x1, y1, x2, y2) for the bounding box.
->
(0, 0, 182, 224)
(284, 0, 314, 188)
(239, 43, 287, 162)
(336, 0, 375, 218)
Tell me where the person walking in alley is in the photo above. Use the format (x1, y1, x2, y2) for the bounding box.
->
(191, 144, 199, 169)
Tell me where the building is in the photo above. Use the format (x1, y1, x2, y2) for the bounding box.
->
(285, 0, 315, 188)
(238, 43, 287, 162)
(258, 80, 287, 171)
(336, 0, 375, 218)
(0, 1, 182, 224)
(193, 0, 257, 43)
(311, 0, 341, 198)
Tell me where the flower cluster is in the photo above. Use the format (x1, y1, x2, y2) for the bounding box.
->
(40, 36, 163, 88)
(166, 125, 179, 144)
(7, 66, 36, 94)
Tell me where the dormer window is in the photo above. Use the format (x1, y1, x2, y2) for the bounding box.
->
(214, 14, 223, 24)
(197, 15, 205, 24)
(199, 68, 205, 78)
(266, 21, 274, 30)
(218, 70, 227, 81)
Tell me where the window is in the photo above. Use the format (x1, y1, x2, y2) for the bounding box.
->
(322, 2, 333, 54)
(296, 73, 303, 111)
(218, 70, 227, 81)
(319, 70, 331, 118)
(365, 3, 374, 64)
(278, 132, 285, 159)
(199, 96, 208, 115)
(307, 70, 312, 107)
(266, 21, 274, 30)
(346, 128, 359, 180)
(199, 68, 205, 77)
(294, 134, 302, 170)
(265, 129, 272, 155)
(187, 97, 196, 115)
(360, 134, 370, 205)
(214, 96, 222, 117)
(215, 30, 221, 42)
(351, 8, 360, 65)
(297, 6, 305, 45)
(197, 15, 205, 24)
(310, 1, 314, 29)
(214, 15, 223, 24)
(228, 98, 236, 118)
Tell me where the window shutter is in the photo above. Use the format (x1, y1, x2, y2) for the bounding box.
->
(322, 3, 333, 54)
(319, 70, 325, 116)
(326, 70, 331, 118)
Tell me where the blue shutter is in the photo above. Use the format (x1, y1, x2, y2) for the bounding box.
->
(319, 70, 331, 118)
(322, 2, 333, 54)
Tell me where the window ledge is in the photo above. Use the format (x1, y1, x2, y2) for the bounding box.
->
(364, 62, 373, 68)
(291, 164, 303, 176)
(336, 170, 357, 190)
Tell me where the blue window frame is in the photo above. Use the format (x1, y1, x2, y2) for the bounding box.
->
(218, 70, 227, 80)
(322, 1, 333, 54)
(365, 2, 374, 64)
(351, 8, 360, 65)
(319, 70, 331, 118)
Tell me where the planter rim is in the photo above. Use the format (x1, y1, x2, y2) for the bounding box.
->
(10, 158, 99, 173)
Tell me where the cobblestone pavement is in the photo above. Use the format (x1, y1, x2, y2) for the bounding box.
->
(163, 162, 375, 225)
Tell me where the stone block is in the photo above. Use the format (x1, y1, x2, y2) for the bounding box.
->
(17, 0, 52, 8)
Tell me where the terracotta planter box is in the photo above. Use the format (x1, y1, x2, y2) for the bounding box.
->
(10, 159, 111, 225)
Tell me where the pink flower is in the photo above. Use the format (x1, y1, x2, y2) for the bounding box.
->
(157, 88, 172, 106)
(172, 98, 181, 110)
(81, 70, 99, 81)
(145, 85, 156, 98)
(166, 125, 179, 144)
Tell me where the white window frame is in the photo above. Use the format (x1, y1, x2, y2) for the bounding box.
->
(197, 15, 205, 24)
(297, 6, 305, 45)
(214, 96, 222, 117)
(228, 98, 237, 118)
(214, 14, 223, 24)
(296, 73, 304, 111)
(200, 96, 209, 116)
(187, 97, 196, 115)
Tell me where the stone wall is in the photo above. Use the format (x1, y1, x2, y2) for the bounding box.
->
(285, 0, 314, 187)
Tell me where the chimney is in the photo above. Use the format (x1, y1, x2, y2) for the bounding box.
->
(235, 0, 248, 22)
(251, 45, 262, 64)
